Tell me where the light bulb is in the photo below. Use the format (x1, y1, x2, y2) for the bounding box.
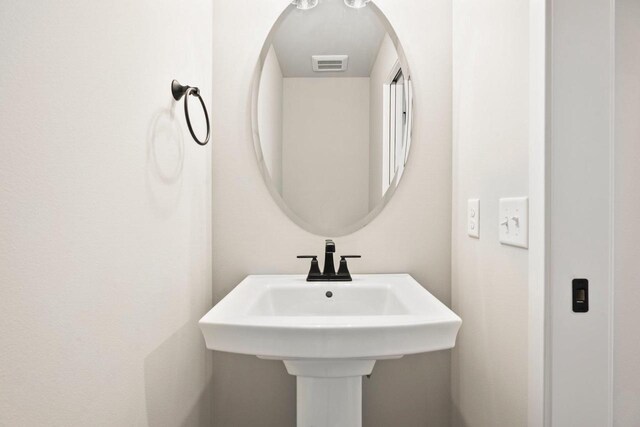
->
(344, 0, 371, 8)
(292, 0, 318, 10)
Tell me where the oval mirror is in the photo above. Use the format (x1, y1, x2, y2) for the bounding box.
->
(252, 0, 413, 236)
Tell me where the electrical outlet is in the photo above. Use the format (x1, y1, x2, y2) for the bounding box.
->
(467, 199, 480, 238)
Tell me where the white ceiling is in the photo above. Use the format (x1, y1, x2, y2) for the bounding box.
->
(272, 0, 388, 78)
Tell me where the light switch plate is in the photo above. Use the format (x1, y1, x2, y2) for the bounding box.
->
(467, 199, 480, 238)
(499, 197, 528, 248)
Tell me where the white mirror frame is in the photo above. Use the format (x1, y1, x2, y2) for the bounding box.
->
(250, 1, 413, 237)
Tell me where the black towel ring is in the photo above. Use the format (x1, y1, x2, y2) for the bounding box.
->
(171, 80, 210, 146)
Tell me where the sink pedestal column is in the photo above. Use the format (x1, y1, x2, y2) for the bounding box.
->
(283, 359, 376, 427)
(297, 376, 361, 426)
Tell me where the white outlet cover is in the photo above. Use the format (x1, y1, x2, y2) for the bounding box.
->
(498, 197, 528, 248)
(467, 199, 480, 238)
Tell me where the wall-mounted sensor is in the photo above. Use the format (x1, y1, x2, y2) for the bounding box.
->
(572, 278, 589, 313)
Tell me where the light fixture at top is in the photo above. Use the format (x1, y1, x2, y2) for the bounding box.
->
(291, 0, 318, 10)
(344, 0, 371, 8)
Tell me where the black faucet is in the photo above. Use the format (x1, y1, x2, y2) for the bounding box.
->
(297, 240, 361, 281)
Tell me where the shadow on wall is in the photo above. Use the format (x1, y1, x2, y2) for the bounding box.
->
(144, 321, 212, 427)
(451, 403, 471, 427)
(362, 352, 452, 427)
(143, 97, 212, 426)
(146, 101, 185, 217)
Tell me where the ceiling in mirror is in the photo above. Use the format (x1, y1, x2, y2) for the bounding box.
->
(252, 0, 413, 236)
(272, 2, 385, 77)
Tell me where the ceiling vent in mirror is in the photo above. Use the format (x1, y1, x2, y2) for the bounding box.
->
(312, 55, 349, 72)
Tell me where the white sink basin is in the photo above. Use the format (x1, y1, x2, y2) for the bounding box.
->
(199, 274, 461, 427)
(200, 274, 460, 360)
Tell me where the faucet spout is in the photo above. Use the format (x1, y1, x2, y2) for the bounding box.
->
(323, 239, 336, 277)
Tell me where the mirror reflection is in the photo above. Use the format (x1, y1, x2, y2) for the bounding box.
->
(254, 0, 412, 235)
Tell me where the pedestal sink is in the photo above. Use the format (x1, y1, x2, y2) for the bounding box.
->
(199, 274, 461, 427)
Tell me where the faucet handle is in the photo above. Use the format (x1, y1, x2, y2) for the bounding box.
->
(336, 255, 361, 281)
(297, 255, 322, 281)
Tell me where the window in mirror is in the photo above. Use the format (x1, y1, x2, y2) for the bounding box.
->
(382, 64, 407, 196)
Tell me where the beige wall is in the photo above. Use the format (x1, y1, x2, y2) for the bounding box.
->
(0, 0, 212, 425)
(614, 0, 640, 424)
(283, 77, 370, 232)
(451, 0, 529, 426)
(369, 34, 400, 210)
(258, 45, 284, 193)
(211, 0, 453, 425)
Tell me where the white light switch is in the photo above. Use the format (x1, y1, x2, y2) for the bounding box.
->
(499, 197, 528, 248)
(467, 198, 480, 238)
